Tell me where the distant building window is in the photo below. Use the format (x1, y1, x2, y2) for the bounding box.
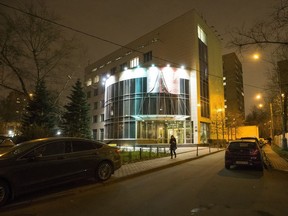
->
(87, 91, 91, 98)
(93, 102, 98, 110)
(110, 67, 116, 75)
(93, 115, 98, 123)
(120, 62, 128, 71)
(94, 75, 99, 83)
(100, 100, 105, 108)
(87, 79, 92, 86)
(143, 51, 152, 63)
(100, 128, 104, 141)
(94, 88, 98, 96)
(197, 25, 207, 45)
(100, 114, 104, 122)
(130, 57, 139, 68)
(93, 129, 97, 140)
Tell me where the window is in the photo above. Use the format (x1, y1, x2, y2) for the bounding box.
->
(86, 79, 92, 86)
(100, 128, 104, 141)
(100, 114, 105, 122)
(72, 141, 95, 152)
(93, 115, 98, 123)
(143, 51, 152, 63)
(130, 57, 139, 68)
(94, 88, 98, 96)
(197, 25, 207, 45)
(199, 35, 210, 118)
(94, 102, 98, 110)
(100, 100, 105, 108)
(110, 67, 116, 75)
(120, 62, 128, 71)
(94, 75, 100, 83)
(93, 129, 97, 140)
(87, 91, 91, 98)
(37, 141, 65, 157)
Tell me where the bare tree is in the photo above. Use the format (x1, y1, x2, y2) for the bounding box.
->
(0, 1, 77, 100)
(229, 0, 288, 148)
(229, 0, 288, 51)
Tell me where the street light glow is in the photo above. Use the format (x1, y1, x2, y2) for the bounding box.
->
(253, 53, 260, 60)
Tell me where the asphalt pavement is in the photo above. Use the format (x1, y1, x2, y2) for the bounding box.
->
(112, 144, 288, 181)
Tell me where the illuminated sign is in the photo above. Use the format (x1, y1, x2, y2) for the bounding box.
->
(147, 66, 180, 94)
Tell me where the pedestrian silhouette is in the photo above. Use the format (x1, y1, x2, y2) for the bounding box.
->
(169, 135, 177, 159)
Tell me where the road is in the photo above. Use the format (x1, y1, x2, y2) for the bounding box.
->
(1, 152, 288, 216)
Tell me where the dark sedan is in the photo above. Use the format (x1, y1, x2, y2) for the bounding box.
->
(0, 137, 121, 206)
(225, 140, 263, 170)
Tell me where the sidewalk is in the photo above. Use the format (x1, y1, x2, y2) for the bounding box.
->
(112, 147, 223, 181)
(112, 144, 288, 181)
(262, 144, 288, 172)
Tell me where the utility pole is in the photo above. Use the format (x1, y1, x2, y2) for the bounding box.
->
(269, 102, 274, 139)
(281, 93, 287, 150)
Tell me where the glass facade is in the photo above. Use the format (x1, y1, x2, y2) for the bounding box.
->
(105, 74, 190, 143)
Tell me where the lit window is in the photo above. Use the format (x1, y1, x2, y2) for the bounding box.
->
(94, 75, 99, 83)
(86, 79, 92, 86)
(130, 57, 139, 68)
(197, 25, 207, 45)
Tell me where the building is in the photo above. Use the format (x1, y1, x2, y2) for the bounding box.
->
(85, 10, 224, 145)
(222, 52, 245, 140)
(0, 91, 28, 137)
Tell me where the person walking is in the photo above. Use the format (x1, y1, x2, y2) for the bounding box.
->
(169, 135, 177, 159)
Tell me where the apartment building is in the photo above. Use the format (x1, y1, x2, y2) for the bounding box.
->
(223, 52, 245, 139)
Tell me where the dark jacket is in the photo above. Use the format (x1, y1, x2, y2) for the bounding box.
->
(170, 137, 177, 150)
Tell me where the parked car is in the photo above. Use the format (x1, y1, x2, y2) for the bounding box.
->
(225, 140, 263, 170)
(0, 137, 121, 206)
(0, 136, 14, 146)
(0, 137, 15, 154)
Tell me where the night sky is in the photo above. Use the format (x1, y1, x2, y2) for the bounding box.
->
(1, 0, 278, 114)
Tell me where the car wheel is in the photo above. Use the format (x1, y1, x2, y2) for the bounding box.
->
(96, 161, 113, 181)
(0, 180, 10, 206)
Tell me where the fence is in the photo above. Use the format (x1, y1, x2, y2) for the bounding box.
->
(119, 143, 223, 164)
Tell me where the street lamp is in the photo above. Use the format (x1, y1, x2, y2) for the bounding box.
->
(252, 53, 260, 60)
(281, 93, 287, 149)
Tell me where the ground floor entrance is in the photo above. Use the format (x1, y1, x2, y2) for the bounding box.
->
(136, 120, 193, 144)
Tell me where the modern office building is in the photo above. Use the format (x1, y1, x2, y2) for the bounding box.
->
(222, 52, 245, 139)
(85, 10, 224, 145)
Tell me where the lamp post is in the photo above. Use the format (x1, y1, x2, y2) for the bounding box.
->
(281, 93, 287, 149)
